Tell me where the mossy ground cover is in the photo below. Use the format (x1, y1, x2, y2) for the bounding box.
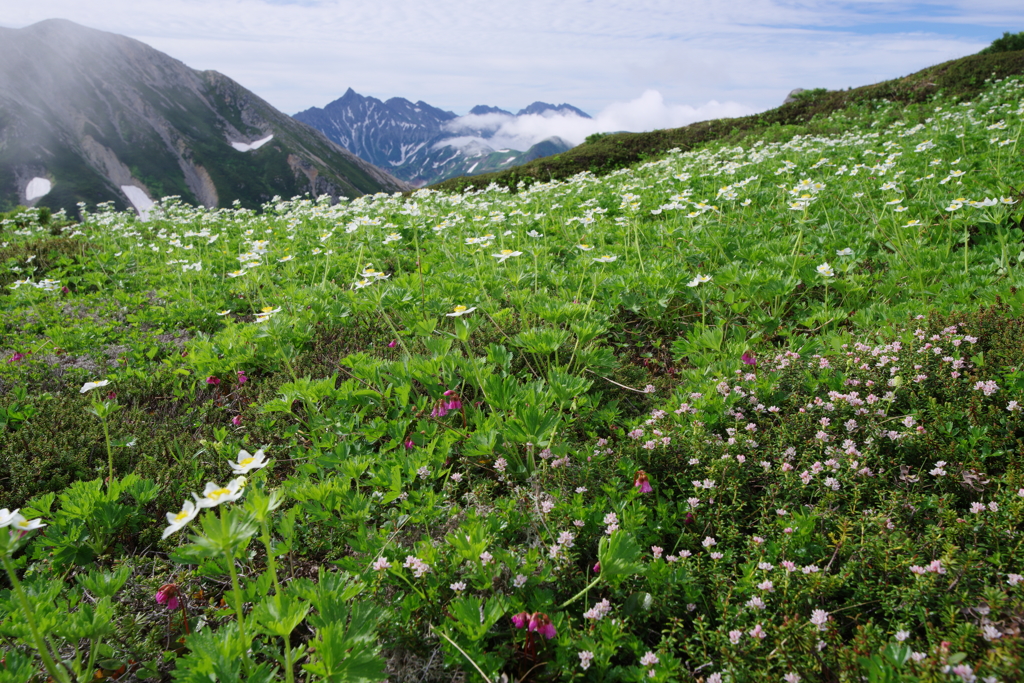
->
(0, 69, 1023, 683)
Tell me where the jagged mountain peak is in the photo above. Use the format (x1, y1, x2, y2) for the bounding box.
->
(516, 101, 591, 119)
(296, 89, 586, 187)
(469, 105, 513, 116)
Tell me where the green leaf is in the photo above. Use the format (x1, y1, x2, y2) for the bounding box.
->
(598, 532, 643, 584)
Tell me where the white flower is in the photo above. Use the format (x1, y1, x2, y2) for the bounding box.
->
(80, 380, 111, 394)
(162, 499, 199, 539)
(229, 449, 268, 474)
(836, 248, 853, 257)
(816, 263, 835, 277)
(0, 508, 21, 527)
(576, 244, 595, 251)
(492, 249, 523, 262)
(194, 477, 247, 508)
(0, 509, 45, 532)
(446, 305, 477, 317)
(593, 255, 617, 263)
(687, 274, 712, 287)
(810, 609, 830, 630)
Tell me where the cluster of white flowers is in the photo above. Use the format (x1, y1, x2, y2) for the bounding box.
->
(161, 449, 269, 539)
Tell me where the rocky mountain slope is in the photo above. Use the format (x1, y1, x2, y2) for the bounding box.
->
(294, 91, 587, 186)
(0, 19, 411, 216)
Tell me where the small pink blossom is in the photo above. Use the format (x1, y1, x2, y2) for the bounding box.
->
(155, 583, 180, 611)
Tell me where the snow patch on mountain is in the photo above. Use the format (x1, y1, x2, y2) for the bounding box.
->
(231, 134, 274, 152)
(25, 177, 51, 201)
(121, 185, 154, 220)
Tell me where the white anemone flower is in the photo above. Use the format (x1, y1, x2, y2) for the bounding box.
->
(230, 449, 269, 475)
(835, 248, 854, 257)
(3, 511, 46, 532)
(446, 305, 477, 317)
(687, 274, 712, 287)
(194, 477, 247, 509)
(493, 250, 523, 262)
(817, 263, 835, 277)
(0, 508, 19, 527)
(593, 255, 617, 263)
(576, 244, 595, 251)
(80, 380, 111, 394)
(162, 500, 200, 539)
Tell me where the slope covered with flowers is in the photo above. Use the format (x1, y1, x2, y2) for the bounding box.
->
(0, 74, 1023, 683)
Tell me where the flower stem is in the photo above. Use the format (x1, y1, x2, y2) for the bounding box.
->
(2, 554, 71, 683)
(101, 414, 113, 485)
(225, 550, 250, 675)
(559, 574, 602, 609)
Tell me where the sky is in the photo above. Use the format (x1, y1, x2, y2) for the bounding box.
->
(2, 0, 1022, 146)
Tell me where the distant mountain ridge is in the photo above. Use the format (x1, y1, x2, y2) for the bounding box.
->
(0, 19, 411, 215)
(294, 92, 590, 186)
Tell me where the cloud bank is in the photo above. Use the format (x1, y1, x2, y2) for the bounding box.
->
(2, 1, 1019, 121)
(438, 92, 755, 151)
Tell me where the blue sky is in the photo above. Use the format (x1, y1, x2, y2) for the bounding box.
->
(2, 0, 1021, 136)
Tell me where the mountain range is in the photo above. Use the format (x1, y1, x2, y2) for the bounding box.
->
(294, 91, 590, 186)
(0, 19, 411, 215)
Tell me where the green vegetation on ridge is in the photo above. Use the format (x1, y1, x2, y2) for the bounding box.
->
(432, 48, 1024, 194)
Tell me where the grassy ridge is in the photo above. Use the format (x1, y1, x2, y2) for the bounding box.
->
(432, 50, 1024, 194)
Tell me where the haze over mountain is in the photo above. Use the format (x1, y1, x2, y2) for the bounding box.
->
(0, 19, 411, 216)
(294, 91, 591, 186)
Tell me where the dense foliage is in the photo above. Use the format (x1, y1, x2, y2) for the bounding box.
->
(979, 32, 1024, 56)
(0, 68, 1023, 683)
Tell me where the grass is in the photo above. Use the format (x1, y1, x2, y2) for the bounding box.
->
(0, 57, 1023, 683)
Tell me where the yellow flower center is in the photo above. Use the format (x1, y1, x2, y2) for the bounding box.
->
(261, 306, 274, 313)
(240, 458, 254, 466)
(175, 510, 190, 522)
(208, 488, 230, 500)
(453, 305, 467, 313)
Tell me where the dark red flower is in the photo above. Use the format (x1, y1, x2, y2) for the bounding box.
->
(528, 612, 557, 640)
(155, 583, 180, 611)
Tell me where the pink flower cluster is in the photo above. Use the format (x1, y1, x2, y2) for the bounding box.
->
(909, 559, 946, 575)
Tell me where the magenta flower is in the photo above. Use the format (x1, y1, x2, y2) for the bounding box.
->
(528, 612, 557, 640)
(404, 439, 415, 450)
(634, 470, 653, 493)
(593, 562, 601, 573)
(206, 376, 221, 386)
(155, 583, 180, 611)
(511, 611, 530, 629)
(236, 370, 248, 385)
(231, 415, 242, 426)
(742, 351, 757, 366)
(388, 340, 398, 348)
(8, 352, 24, 363)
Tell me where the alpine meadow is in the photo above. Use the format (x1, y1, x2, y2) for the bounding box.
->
(3, 42, 1024, 683)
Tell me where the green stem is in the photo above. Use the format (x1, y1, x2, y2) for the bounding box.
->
(225, 551, 250, 675)
(2, 555, 71, 683)
(101, 415, 113, 486)
(559, 574, 602, 609)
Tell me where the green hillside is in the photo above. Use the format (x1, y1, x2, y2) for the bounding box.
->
(0, 47, 1023, 683)
(432, 49, 1024, 194)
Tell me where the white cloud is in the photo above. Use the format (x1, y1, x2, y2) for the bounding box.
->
(1, 0, 1019, 120)
(438, 92, 755, 151)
